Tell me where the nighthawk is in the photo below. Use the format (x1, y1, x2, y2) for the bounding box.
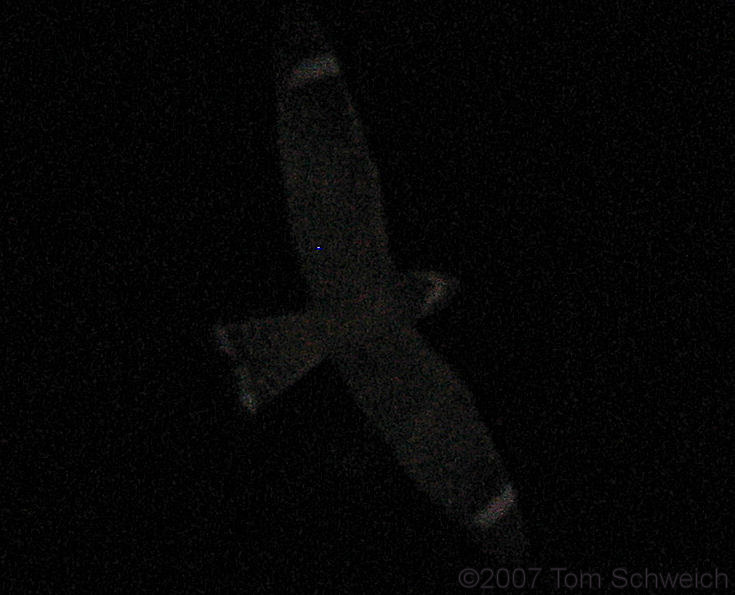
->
(216, 5, 528, 564)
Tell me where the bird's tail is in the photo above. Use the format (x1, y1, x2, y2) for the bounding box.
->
(214, 311, 335, 414)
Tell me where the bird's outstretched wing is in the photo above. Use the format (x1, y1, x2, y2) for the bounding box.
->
(274, 4, 402, 307)
(331, 326, 528, 563)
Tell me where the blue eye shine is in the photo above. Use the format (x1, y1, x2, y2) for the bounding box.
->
(315, 246, 322, 251)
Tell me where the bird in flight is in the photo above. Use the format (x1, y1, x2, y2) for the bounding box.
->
(215, 4, 528, 564)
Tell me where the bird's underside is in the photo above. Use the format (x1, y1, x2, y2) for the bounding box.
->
(215, 4, 528, 564)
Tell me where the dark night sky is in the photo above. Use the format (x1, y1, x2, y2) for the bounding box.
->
(7, 1, 733, 591)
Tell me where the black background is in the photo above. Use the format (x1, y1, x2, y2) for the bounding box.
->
(7, 1, 733, 591)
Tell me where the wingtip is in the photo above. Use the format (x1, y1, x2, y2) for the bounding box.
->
(274, 3, 340, 91)
(408, 270, 460, 318)
(469, 484, 518, 530)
